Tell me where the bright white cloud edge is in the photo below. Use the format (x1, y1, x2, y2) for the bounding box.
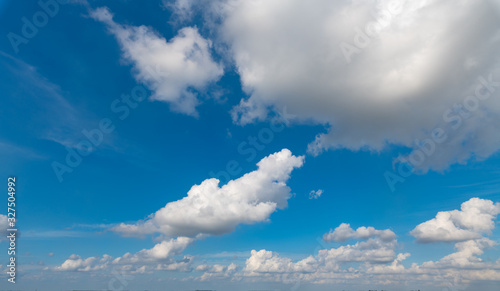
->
(174, 0, 500, 172)
(91, 7, 224, 116)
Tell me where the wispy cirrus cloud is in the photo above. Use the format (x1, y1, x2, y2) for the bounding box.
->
(0, 51, 96, 150)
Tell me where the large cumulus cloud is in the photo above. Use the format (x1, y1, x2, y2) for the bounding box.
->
(177, 0, 500, 171)
(112, 149, 304, 237)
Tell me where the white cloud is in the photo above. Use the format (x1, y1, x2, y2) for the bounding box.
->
(55, 254, 111, 272)
(50, 208, 500, 288)
(410, 198, 500, 243)
(244, 224, 399, 277)
(114, 237, 194, 263)
(53, 149, 303, 278)
(196, 263, 240, 281)
(323, 223, 396, 243)
(365, 252, 411, 274)
(319, 238, 397, 265)
(425, 238, 498, 269)
(156, 255, 194, 272)
(55, 237, 193, 272)
(166, 0, 195, 21)
(196, 211, 500, 285)
(308, 189, 323, 200)
(223, 218, 500, 286)
(180, 0, 500, 171)
(91, 7, 224, 116)
(407, 198, 500, 280)
(112, 149, 304, 238)
(245, 250, 318, 274)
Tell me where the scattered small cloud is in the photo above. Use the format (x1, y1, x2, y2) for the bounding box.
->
(410, 197, 500, 243)
(308, 189, 323, 200)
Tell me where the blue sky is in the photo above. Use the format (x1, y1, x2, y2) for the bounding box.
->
(1, 0, 500, 290)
